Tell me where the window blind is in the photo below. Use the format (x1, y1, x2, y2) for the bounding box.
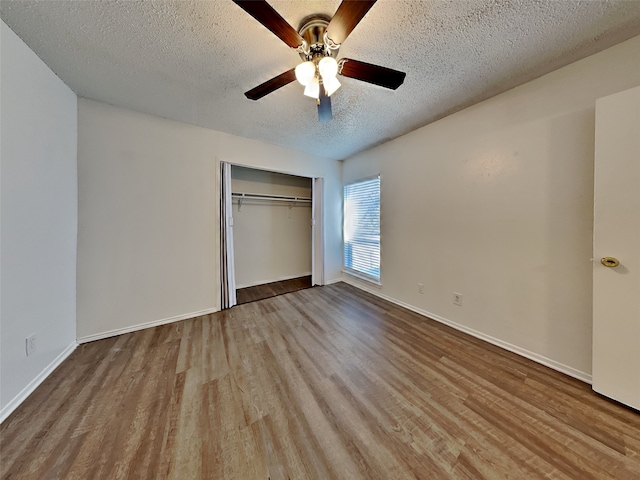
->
(344, 176, 380, 281)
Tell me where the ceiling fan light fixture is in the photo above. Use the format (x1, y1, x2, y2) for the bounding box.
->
(318, 56, 338, 80)
(304, 77, 320, 99)
(295, 61, 316, 86)
(323, 75, 341, 96)
(236, 0, 406, 122)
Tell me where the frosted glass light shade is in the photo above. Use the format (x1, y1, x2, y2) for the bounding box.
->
(318, 57, 338, 79)
(304, 77, 320, 99)
(295, 61, 316, 86)
(323, 75, 341, 96)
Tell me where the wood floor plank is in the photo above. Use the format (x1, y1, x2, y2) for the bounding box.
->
(202, 313, 229, 382)
(2, 282, 640, 479)
(236, 275, 312, 305)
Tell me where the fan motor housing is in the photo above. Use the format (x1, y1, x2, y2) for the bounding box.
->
(298, 14, 338, 60)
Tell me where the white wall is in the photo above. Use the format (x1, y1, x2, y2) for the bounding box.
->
(77, 98, 342, 341)
(0, 21, 77, 418)
(232, 166, 312, 288)
(342, 35, 640, 380)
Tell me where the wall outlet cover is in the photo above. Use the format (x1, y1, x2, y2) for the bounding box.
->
(453, 293, 463, 306)
(26, 334, 37, 356)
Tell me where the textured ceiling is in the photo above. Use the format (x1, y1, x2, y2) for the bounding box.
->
(2, 0, 640, 160)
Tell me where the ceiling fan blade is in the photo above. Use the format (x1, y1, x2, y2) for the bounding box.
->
(326, 0, 377, 45)
(232, 0, 304, 49)
(245, 68, 296, 100)
(318, 84, 332, 123)
(339, 58, 406, 90)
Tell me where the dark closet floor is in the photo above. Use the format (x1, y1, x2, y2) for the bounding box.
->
(236, 275, 312, 305)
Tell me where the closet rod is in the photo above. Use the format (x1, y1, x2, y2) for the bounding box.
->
(231, 192, 312, 203)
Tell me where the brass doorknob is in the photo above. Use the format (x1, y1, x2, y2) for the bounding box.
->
(600, 257, 620, 268)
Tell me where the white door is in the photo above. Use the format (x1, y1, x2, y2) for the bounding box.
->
(592, 86, 640, 410)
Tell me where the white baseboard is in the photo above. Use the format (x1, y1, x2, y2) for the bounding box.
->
(1, 341, 77, 424)
(324, 277, 344, 285)
(77, 307, 219, 344)
(236, 272, 313, 290)
(339, 277, 592, 384)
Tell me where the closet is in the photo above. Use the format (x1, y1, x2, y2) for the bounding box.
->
(231, 166, 313, 304)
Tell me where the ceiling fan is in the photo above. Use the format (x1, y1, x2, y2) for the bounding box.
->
(232, 0, 406, 122)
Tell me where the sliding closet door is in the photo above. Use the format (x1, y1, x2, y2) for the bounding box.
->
(220, 162, 236, 309)
(312, 177, 325, 286)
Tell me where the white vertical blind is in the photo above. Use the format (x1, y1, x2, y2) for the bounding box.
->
(344, 176, 380, 282)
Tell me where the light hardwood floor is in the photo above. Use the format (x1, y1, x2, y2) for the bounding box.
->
(2, 283, 639, 479)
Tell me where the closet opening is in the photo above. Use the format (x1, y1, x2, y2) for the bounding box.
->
(224, 164, 322, 306)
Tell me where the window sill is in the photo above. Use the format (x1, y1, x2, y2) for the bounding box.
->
(342, 269, 381, 287)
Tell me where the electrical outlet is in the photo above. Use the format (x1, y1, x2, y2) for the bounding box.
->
(25, 334, 37, 356)
(418, 283, 424, 294)
(453, 293, 463, 306)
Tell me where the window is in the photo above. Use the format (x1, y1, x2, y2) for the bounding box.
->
(344, 175, 380, 283)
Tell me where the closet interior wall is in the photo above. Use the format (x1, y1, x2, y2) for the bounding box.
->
(231, 166, 312, 289)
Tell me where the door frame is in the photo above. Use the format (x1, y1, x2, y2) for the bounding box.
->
(220, 161, 326, 307)
(312, 177, 325, 286)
